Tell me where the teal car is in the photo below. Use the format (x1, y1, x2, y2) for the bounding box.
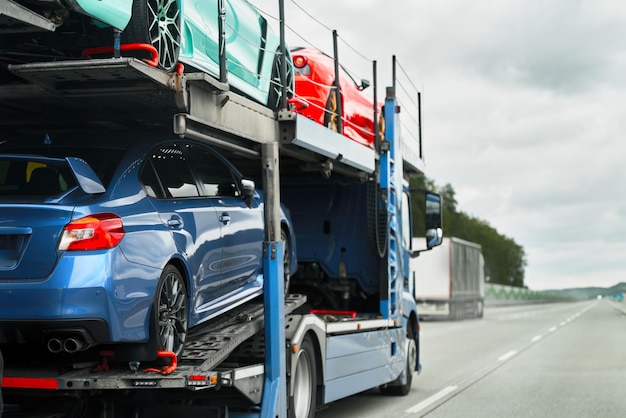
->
(0, 0, 293, 110)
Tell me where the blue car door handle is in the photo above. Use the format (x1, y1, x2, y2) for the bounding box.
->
(219, 213, 231, 225)
(167, 215, 183, 229)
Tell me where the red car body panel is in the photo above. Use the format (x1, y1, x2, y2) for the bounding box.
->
(291, 47, 382, 148)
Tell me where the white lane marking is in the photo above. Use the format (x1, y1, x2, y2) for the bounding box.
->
(498, 350, 518, 362)
(549, 326, 557, 332)
(406, 385, 458, 414)
(531, 335, 542, 342)
(560, 321, 566, 326)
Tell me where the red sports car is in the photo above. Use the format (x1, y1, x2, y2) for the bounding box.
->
(291, 47, 384, 148)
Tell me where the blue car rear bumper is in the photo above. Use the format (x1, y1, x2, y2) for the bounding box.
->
(0, 249, 161, 345)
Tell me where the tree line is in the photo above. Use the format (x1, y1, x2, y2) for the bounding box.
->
(410, 176, 526, 288)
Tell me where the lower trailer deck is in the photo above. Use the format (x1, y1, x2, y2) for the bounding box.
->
(2, 294, 306, 395)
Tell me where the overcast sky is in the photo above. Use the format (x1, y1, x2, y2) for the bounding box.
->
(251, 0, 626, 291)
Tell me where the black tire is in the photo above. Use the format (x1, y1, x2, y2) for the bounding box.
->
(323, 87, 340, 133)
(122, 0, 181, 71)
(281, 227, 291, 295)
(154, 265, 188, 357)
(268, 48, 294, 110)
(380, 325, 416, 396)
(288, 334, 317, 418)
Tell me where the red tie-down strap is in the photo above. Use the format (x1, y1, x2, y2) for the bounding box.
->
(81, 43, 159, 67)
(144, 350, 178, 375)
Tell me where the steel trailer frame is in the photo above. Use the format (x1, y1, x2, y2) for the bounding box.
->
(0, 28, 429, 418)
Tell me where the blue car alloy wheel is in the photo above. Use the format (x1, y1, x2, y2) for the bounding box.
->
(155, 265, 188, 356)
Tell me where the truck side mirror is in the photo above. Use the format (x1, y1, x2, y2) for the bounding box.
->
(425, 192, 443, 249)
(241, 179, 255, 208)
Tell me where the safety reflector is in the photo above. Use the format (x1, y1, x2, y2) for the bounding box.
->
(310, 309, 357, 318)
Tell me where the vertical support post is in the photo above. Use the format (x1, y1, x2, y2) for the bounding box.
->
(392, 55, 397, 97)
(380, 86, 402, 320)
(373, 60, 379, 151)
(218, 0, 228, 84)
(332, 30, 343, 134)
(279, 0, 287, 110)
(379, 87, 393, 319)
(260, 142, 286, 418)
(418, 91, 423, 160)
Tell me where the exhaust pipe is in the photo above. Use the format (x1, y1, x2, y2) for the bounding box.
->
(46, 337, 63, 354)
(46, 336, 88, 353)
(63, 337, 85, 353)
(44, 330, 94, 353)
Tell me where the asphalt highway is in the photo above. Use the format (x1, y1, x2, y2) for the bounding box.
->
(316, 299, 626, 418)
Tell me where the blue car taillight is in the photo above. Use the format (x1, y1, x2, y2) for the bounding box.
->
(58, 213, 125, 251)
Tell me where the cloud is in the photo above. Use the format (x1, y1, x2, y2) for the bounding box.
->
(253, 0, 626, 290)
(387, 0, 626, 93)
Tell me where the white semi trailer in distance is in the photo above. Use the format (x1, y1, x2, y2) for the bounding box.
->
(411, 237, 485, 320)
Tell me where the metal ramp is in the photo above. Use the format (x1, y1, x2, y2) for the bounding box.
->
(180, 294, 305, 372)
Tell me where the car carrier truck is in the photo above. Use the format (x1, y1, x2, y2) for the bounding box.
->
(411, 237, 485, 320)
(0, 4, 443, 418)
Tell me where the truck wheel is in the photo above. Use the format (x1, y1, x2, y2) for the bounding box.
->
(154, 265, 188, 357)
(380, 325, 415, 396)
(289, 334, 317, 418)
(123, 0, 181, 72)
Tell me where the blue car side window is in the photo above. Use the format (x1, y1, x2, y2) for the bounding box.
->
(150, 143, 199, 199)
(187, 144, 240, 198)
(139, 161, 164, 199)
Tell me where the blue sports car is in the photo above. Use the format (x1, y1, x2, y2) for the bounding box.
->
(0, 0, 293, 110)
(0, 130, 297, 359)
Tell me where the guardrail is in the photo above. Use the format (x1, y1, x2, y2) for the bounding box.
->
(484, 284, 574, 306)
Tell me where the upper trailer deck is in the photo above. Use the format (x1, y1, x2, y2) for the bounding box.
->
(0, 57, 424, 176)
